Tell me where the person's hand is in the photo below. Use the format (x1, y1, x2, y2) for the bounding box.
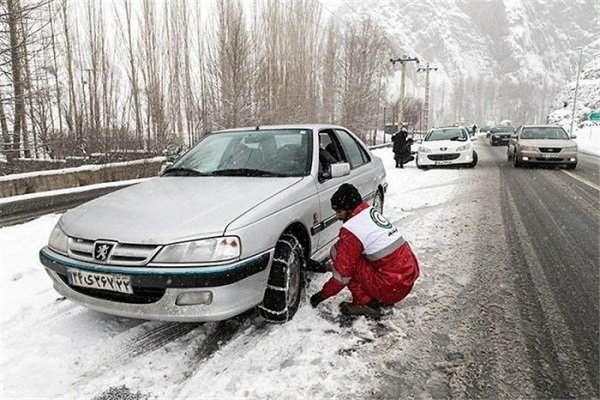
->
(310, 292, 324, 308)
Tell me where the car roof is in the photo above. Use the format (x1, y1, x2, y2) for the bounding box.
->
(214, 124, 347, 133)
(521, 125, 563, 128)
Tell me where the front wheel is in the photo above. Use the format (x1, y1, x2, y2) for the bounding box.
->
(566, 163, 577, 170)
(259, 233, 305, 322)
(468, 150, 478, 168)
(514, 152, 522, 168)
(416, 155, 428, 170)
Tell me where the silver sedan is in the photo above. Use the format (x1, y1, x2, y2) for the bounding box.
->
(507, 125, 578, 169)
(39, 125, 386, 322)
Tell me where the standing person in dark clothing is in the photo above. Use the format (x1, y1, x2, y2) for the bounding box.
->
(392, 126, 408, 168)
(310, 184, 420, 317)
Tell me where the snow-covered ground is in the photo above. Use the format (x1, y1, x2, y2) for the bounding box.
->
(0, 147, 472, 399)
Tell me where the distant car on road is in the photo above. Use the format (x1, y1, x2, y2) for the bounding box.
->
(488, 126, 515, 146)
(39, 124, 387, 323)
(507, 125, 578, 169)
(416, 127, 478, 169)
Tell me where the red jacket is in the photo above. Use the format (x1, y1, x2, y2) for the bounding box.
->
(320, 202, 419, 304)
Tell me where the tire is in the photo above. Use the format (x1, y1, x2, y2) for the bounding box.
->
(372, 189, 384, 213)
(468, 150, 478, 168)
(507, 149, 512, 161)
(416, 155, 428, 170)
(514, 152, 522, 168)
(566, 163, 577, 170)
(259, 233, 305, 323)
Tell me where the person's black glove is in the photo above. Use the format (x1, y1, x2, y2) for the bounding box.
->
(310, 292, 325, 308)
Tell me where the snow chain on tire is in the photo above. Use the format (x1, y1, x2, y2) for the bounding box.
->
(259, 233, 305, 323)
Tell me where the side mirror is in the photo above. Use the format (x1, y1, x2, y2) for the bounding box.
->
(330, 162, 351, 178)
(510, 134, 518, 139)
(471, 136, 477, 141)
(570, 135, 577, 139)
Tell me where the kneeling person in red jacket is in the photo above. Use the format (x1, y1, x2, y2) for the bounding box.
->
(311, 183, 420, 317)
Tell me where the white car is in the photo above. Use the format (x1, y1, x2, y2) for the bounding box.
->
(39, 125, 387, 323)
(416, 127, 478, 169)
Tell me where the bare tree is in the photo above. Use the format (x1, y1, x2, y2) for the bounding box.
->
(338, 18, 390, 140)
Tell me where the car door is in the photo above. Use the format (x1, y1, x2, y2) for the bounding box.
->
(315, 128, 377, 251)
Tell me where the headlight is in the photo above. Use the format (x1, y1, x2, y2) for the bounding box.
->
(520, 145, 537, 151)
(419, 146, 432, 153)
(456, 144, 472, 152)
(563, 146, 577, 152)
(48, 224, 68, 255)
(152, 236, 241, 264)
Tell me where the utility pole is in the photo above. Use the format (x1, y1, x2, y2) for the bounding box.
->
(390, 55, 419, 129)
(570, 47, 584, 136)
(417, 63, 438, 132)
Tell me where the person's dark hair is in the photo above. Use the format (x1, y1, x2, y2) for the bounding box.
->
(331, 183, 362, 211)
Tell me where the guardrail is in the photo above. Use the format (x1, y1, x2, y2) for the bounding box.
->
(0, 144, 395, 227)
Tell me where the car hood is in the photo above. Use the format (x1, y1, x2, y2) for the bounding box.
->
(520, 139, 576, 148)
(421, 140, 470, 151)
(60, 177, 303, 244)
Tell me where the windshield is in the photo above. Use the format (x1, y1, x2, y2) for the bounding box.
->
(164, 129, 312, 177)
(521, 127, 569, 140)
(425, 128, 467, 141)
(492, 126, 514, 133)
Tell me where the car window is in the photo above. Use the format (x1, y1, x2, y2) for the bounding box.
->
(521, 127, 569, 140)
(168, 129, 312, 177)
(425, 128, 467, 141)
(334, 129, 370, 169)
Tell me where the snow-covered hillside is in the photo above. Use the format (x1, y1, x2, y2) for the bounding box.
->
(335, 0, 598, 125)
(548, 38, 600, 130)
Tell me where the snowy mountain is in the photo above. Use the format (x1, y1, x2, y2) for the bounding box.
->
(548, 38, 600, 130)
(335, 0, 598, 125)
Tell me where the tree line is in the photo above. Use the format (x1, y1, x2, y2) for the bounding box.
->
(0, 0, 395, 161)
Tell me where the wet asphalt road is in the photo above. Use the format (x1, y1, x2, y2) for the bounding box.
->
(377, 139, 599, 399)
(494, 144, 599, 398)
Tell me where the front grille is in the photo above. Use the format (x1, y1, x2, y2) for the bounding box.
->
(428, 153, 460, 161)
(535, 157, 564, 162)
(539, 147, 561, 153)
(58, 274, 165, 304)
(68, 238, 160, 266)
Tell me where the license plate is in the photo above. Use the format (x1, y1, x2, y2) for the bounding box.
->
(67, 269, 133, 294)
(435, 160, 453, 165)
(542, 153, 559, 158)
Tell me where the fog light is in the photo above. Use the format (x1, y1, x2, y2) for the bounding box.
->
(570, 158, 576, 162)
(522, 156, 529, 161)
(176, 291, 213, 306)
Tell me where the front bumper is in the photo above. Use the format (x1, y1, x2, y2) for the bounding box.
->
(39, 246, 273, 321)
(491, 136, 510, 145)
(417, 149, 473, 166)
(516, 150, 577, 165)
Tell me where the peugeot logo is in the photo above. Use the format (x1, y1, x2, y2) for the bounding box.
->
(440, 147, 448, 151)
(94, 241, 115, 262)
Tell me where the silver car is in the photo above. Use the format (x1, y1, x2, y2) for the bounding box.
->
(507, 125, 578, 169)
(39, 125, 386, 322)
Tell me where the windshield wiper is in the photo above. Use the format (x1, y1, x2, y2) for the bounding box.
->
(162, 167, 207, 176)
(211, 168, 288, 177)
(450, 136, 467, 141)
